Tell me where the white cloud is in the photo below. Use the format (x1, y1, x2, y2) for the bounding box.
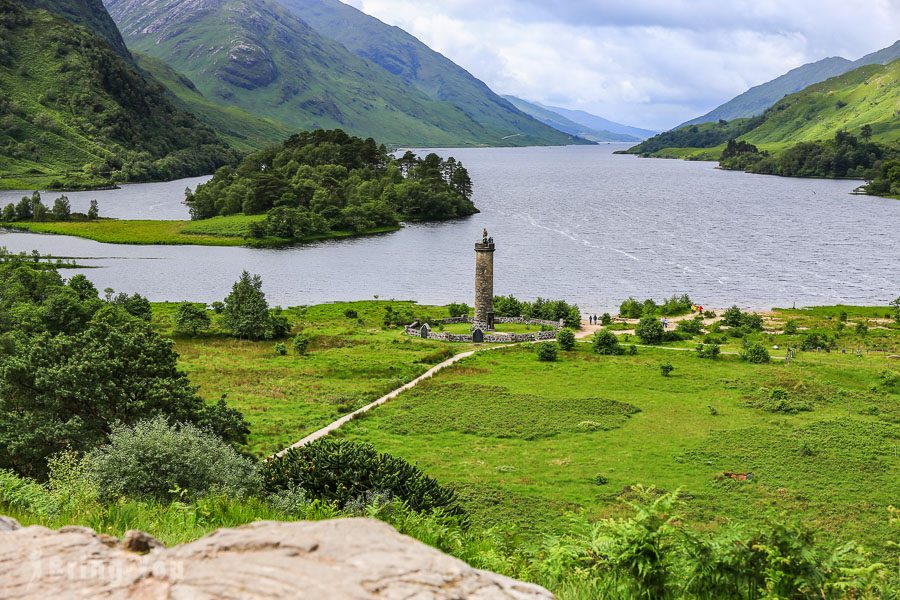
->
(345, 0, 900, 130)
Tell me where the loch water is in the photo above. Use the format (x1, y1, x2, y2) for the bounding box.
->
(1, 145, 897, 312)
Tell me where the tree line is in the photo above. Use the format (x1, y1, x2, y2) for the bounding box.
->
(0, 191, 98, 222)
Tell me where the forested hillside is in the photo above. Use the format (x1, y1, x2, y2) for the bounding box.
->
(0, 0, 238, 190)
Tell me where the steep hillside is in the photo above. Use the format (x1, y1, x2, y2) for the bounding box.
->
(680, 40, 900, 127)
(0, 0, 238, 190)
(277, 0, 579, 147)
(20, 0, 132, 60)
(627, 60, 899, 159)
(538, 103, 657, 140)
(135, 54, 294, 153)
(104, 0, 582, 148)
(503, 96, 632, 142)
(740, 61, 900, 145)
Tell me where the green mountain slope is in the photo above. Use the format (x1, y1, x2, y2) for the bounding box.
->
(740, 61, 900, 146)
(627, 60, 899, 159)
(0, 0, 238, 190)
(104, 0, 583, 148)
(538, 103, 657, 140)
(275, 0, 577, 146)
(134, 53, 294, 153)
(502, 96, 632, 142)
(680, 40, 900, 127)
(20, 0, 132, 60)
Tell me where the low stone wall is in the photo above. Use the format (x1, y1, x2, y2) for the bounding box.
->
(405, 319, 563, 343)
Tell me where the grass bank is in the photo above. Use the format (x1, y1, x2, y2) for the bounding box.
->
(5, 217, 401, 247)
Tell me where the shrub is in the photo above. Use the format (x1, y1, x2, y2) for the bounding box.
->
(274, 342, 287, 356)
(783, 319, 798, 334)
(723, 305, 744, 327)
(855, 321, 868, 337)
(210, 301, 225, 314)
(742, 312, 764, 331)
(593, 474, 609, 486)
(619, 297, 643, 319)
(740, 342, 771, 364)
(660, 363, 674, 377)
(628, 345, 638, 355)
(293, 333, 310, 355)
(536, 342, 558, 362)
(223, 271, 274, 340)
(801, 331, 835, 351)
(447, 303, 470, 318)
(600, 313, 612, 325)
(87, 417, 260, 502)
(593, 329, 624, 355)
(556, 328, 575, 351)
(676, 317, 704, 336)
(695, 343, 720, 359)
(636, 317, 665, 344)
(262, 439, 463, 517)
(174, 302, 210, 336)
(343, 309, 358, 319)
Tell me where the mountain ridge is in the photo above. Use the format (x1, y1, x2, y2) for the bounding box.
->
(104, 0, 583, 148)
(273, 0, 576, 147)
(679, 40, 900, 128)
(502, 96, 635, 142)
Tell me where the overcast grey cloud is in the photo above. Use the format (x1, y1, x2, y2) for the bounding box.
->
(344, 0, 900, 130)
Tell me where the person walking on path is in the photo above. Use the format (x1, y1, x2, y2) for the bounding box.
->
(662, 317, 669, 330)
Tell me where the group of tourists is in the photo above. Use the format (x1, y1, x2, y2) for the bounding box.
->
(587, 314, 605, 325)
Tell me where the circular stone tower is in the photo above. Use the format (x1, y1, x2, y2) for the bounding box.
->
(474, 228, 495, 330)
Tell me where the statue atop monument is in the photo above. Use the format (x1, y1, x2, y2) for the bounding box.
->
(482, 228, 488, 243)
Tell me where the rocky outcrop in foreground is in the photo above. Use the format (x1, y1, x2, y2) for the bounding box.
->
(0, 516, 553, 599)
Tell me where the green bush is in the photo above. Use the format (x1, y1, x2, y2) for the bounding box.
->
(174, 302, 210, 336)
(593, 329, 624, 355)
(274, 342, 287, 356)
(676, 317, 704, 336)
(660, 363, 674, 377)
(740, 342, 771, 364)
(343, 309, 358, 319)
(87, 417, 260, 502)
(556, 328, 575, 351)
(262, 439, 463, 517)
(293, 333, 310, 355)
(723, 305, 744, 327)
(447, 303, 470, 318)
(628, 345, 638, 355)
(801, 331, 836, 351)
(636, 317, 665, 344)
(619, 297, 643, 319)
(695, 343, 721, 359)
(600, 313, 612, 325)
(536, 342, 558, 362)
(783, 319, 799, 334)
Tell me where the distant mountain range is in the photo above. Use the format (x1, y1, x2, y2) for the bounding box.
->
(680, 40, 900, 127)
(104, 0, 581, 148)
(502, 97, 655, 142)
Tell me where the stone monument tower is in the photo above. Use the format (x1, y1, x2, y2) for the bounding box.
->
(474, 228, 495, 330)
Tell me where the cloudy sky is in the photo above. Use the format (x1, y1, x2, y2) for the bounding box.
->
(344, 0, 900, 130)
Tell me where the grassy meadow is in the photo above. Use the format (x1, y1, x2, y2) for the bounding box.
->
(150, 300, 899, 555)
(152, 300, 473, 455)
(5, 217, 400, 247)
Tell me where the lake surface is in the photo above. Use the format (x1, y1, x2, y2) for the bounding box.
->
(1, 145, 897, 312)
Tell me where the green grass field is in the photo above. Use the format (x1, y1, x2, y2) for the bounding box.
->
(148, 300, 900, 557)
(5, 217, 401, 247)
(152, 300, 474, 455)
